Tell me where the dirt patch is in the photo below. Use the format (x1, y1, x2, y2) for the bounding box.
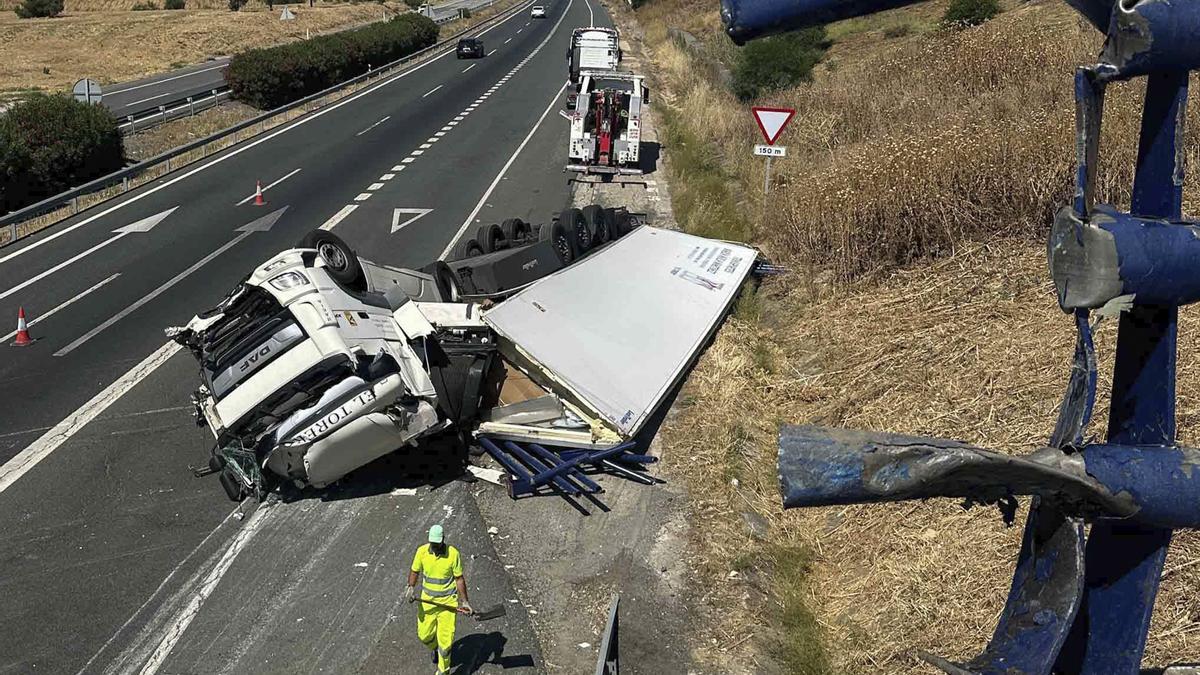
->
(122, 100, 259, 159)
(0, 2, 404, 93)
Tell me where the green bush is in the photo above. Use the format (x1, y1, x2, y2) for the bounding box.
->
(132, 1, 157, 9)
(942, 0, 1000, 26)
(0, 93, 124, 213)
(14, 0, 64, 17)
(731, 27, 829, 101)
(227, 13, 438, 109)
(164, 0, 186, 9)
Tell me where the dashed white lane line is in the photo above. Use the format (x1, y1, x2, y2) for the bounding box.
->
(319, 204, 358, 231)
(423, 84, 444, 98)
(434, 131, 447, 137)
(368, 182, 384, 190)
(235, 168, 300, 206)
(517, 28, 523, 33)
(504, 37, 512, 44)
(462, 63, 477, 73)
(488, 49, 497, 56)
(420, 143, 433, 149)
(0, 341, 181, 495)
(392, 165, 406, 171)
(355, 193, 373, 201)
(380, 173, 395, 180)
(0, 273, 120, 343)
(355, 115, 391, 136)
(402, 157, 415, 164)
(411, 150, 425, 156)
(454, 115, 465, 121)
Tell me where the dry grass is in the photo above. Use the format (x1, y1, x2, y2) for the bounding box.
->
(665, 242, 1200, 672)
(613, 0, 1200, 670)
(0, 2, 404, 93)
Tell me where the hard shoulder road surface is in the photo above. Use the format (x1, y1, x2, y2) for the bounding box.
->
(0, 0, 613, 670)
(102, 58, 232, 123)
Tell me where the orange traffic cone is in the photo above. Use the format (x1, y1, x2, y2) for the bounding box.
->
(253, 180, 266, 206)
(11, 307, 32, 347)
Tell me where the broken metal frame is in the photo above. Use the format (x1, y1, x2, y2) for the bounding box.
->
(719, 0, 1200, 671)
(476, 437, 657, 498)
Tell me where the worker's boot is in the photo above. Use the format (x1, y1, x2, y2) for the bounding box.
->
(430, 648, 438, 665)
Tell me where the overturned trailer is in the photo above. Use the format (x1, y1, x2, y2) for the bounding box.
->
(170, 208, 757, 501)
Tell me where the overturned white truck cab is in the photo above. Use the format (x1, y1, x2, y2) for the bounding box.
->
(170, 212, 758, 501)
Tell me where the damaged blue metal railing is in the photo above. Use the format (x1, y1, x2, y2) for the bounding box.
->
(476, 437, 658, 499)
(721, 0, 1200, 671)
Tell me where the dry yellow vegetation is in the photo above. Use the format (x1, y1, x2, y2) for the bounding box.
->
(610, 0, 1200, 671)
(0, 2, 404, 93)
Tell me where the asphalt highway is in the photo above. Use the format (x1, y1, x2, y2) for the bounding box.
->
(0, 0, 609, 670)
(102, 58, 232, 123)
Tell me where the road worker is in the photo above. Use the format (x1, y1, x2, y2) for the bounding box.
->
(406, 524, 473, 674)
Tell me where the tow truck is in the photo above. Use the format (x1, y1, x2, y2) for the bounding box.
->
(565, 71, 647, 177)
(170, 206, 758, 501)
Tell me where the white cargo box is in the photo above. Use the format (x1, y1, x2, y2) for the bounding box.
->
(481, 226, 757, 442)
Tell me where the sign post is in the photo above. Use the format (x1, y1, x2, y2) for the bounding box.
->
(750, 106, 795, 194)
(72, 78, 102, 106)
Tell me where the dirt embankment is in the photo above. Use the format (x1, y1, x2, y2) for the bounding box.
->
(0, 1, 405, 94)
(609, 0, 1200, 672)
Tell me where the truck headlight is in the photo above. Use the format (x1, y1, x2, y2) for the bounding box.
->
(269, 271, 310, 291)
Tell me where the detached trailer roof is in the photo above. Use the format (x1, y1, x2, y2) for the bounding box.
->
(482, 226, 757, 439)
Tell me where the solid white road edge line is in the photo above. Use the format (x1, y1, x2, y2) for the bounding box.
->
(318, 204, 358, 231)
(234, 167, 301, 206)
(136, 505, 273, 675)
(0, 272, 120, 342)
(0, 340, 181, 495)
(0, 0, 536, 268)
(440, 78, 570, 260)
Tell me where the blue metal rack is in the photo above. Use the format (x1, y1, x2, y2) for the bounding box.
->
(476, 437, 658, 499)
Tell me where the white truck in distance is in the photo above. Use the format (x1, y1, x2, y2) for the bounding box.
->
(567, 27, 621, 84)
(563, 26, 647, 177)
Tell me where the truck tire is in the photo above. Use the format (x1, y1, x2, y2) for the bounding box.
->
(558, 208, 592, 256)
(299, 229, 365, 291)
(610, 209, 636, 239)
(476, 223, 507, 253)
(539, 219, 575, 266)
(500, 218, 529, 246)
(431, 261, 461, 302)
(454, 237, 485, 261)
(581, 205, 611, 245)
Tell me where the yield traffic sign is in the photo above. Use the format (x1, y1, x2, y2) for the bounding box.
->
(751, 107, 795, 145)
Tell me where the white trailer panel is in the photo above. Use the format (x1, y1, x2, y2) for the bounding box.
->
(482, 227, 756, 438)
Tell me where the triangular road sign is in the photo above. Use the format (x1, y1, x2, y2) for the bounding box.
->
(751, 107, 796, 145)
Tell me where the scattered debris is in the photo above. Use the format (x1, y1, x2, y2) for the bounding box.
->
(578, 642, 592, 649)
(389, 487, 418, 497)
(468, 465, 505, 485)
(354, 562, 368, 568)
(488, 526, 500, 535)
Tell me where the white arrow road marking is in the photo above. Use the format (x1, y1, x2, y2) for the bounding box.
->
(319, 204, 358, 231)
(0, 207, 176, 302)
(0, 340, 181, 495)
(54, 207, 288, 357)
(234, 168, 301, 205)
(391, 208, 433, 234)
(1, 273, 120, 343)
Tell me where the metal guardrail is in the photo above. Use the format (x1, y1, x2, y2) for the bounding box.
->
(118, 89, 232, 136)
(0, 0, 533, 248)
(426, 0, 499, 23)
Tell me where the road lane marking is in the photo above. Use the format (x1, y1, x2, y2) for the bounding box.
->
(355, 193, 373, 201)
(126, 91, 174, 107)
(392, 208, 434, 234)
(402, 157, 415, 164)
(54, 209, 288, 357)
(319, 204, 358, 231)
(355, 115, 391, 136)
(419, 143, 432, 149)
(234, 168, 300, 205)
(441, 78, 571, 260)
(0, 0, 537, 267)
(517, 28, 523, 33)
(368, 183, 384, 191)
(583, 0, 593, 26)
(0, 340, 181, 495)
(504, 37, 512, 44)
(435, 131, 447, 137)
(380, 173, 395, 180)
(1, 273, 120, 342)
(422, 84, 444, 97)
(392, 165, 406, 171)
(454, 115, 464, 121)
(137, 505, 274, 675)
(488, 49, 497, 55)
(105, 62, 229, 95)
(462, 64, 476, 73)
(0, 207, 175, 302)
(411, 150, 424, 156)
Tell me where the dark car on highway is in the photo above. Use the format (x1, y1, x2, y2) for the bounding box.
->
(457, 38, 485, 59)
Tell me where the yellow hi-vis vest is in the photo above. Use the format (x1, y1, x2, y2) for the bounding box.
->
(411, 544, 463, 605)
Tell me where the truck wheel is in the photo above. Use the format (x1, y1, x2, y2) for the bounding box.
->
(500, 218, 528, 245)
(218, 469, 244, 502)
(610, 209, 636, 239)
(208, 454, 225, 473)
(432, 261, 461, 302)
(454, 237, 485, 261)
(299, 229, 365, 291)
(581, 205, 611, 245)
(477, 223, 507, 253)
(539, 219, 575, 266)
(558, 208, 592, 256)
